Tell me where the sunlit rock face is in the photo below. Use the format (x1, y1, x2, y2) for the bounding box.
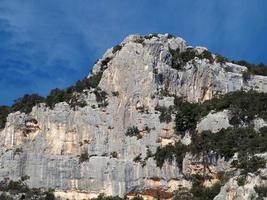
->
(1, 34, 267, 200)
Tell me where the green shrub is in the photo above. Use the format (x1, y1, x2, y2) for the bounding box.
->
(191, 127, 267, 161)
(145, 148, 153, 160)
(91, 193, 124, 200)
(79, 152, 89, 163)
(144, 33, 159, 39)
(190, 177, 222, 200)
(254, 185, 267, 198)
(0, 106, 10, 129)
(169, 47, 183, 70)
(0, 193, 13, 200)
(94, 90, 108, 107)
(174, 98, 200, 134)
(215, 54, 228, 63)
(110, 151, 118, 158)
(232, 155, 266, 175)
(155, 105, 172, 123)
(101, 57, 112, 69)
(169, 48, 214, 70)
(200, 50, 214, 63)
(174, 91, 267, 133)
(14, 148, 23, 155)
(131, 196, 144, 200)
(112, 45, 122, 54)
(46, 88, 66, 108)
(112, 91, 119, 96)
(233, 60, 267, 76)
(242, 71, 251, 82)
(44, 191, 56, 200)
(236, 175, 246, 186)
(12, 94, 45, 114)
(86, 72, 103, 88)
(154, 142, 187, 170)
(133, 154, 142, 163)
(125, 126, 140, 138)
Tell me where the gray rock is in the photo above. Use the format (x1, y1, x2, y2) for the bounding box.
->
(1, 34, 267, 199)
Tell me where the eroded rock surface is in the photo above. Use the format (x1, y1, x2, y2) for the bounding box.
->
(1, 34, 267, 200)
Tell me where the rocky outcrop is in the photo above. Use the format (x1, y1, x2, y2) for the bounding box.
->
(1, 34, 267, 199)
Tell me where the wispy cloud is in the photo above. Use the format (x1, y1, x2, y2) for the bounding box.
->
(0, 0, 266, 104)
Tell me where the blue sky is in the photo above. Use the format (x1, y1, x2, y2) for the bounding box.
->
(0, 0, 267, 105)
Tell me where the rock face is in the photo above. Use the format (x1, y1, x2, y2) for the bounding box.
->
(0, 34, 267, 200)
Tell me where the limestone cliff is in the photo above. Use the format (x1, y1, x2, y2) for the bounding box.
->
(0, 34, 267, 200)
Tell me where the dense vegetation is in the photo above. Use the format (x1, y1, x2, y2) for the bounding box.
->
(169, 48, 214, 70)
(0, 178, 55, 200)
(154, 142, 187, 169)
(254, 185, 267, 199)
(91, 193, 144, 200)
(155, 105, 172, 123)
(152, 90, 267, 199)
(154, 128, 267, 174)
(232, 60, 267, 76)
(169, 45, 267, 79)
(174, 91, 267, 135)
(0, 71, 106, 130)
(0, 106, 11, 129)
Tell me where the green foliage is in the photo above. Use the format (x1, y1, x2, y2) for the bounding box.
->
(155, 125, 267, 178)
(112, 91, 120, 96)
(21, 175, 30, 181)
(233, 60, 267, 76)
(133, 153, 142, 163)
(94, 89, 108, 107)
(44, 191, 56, 200)
(173, 190, 193, 200)
(236, 175, 246, 186)
(14, 148, 23, 155)
(12, 94, 45, 114)
(190, 177, 222, 200)
(46, 72, 104, 109)
(199, 50, 214, 63)
(79, 152, 89, 163)
(46, 88, 66, 108)
(112, 45, 122, 54)
(215, 54, 228, 63)
(191, 127, 267, 160)
(0, 193, 13, 200)
(155, 105, 172, 123)
(174, 91, 267, 135)
(174, 98, 200, 134)
(144, 33, 159, 39)
(0, 179, 29, 194)
(125, 126, 140, 138)
(0, 178, 56, 199)
(179, 49, 198, 63)
(169, 48, 214, 70)
(232, 155, 266, 175)
(242, 71, 251, 82)
(167, 34, 175, 39)
(169, 47, 182, 69)
(110, 151, 118, 158)
(133, 37, 145, 44)
(91, 193, 124, 200)
(145, 148, 153, 160)
(154, 142, 187, 169)
(0, 106, 10, 129)
(101, 57, 112, 69)
(0, 71, 105, 131)
(254, 185, 267, 198)
(131, 196, 144, 200)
